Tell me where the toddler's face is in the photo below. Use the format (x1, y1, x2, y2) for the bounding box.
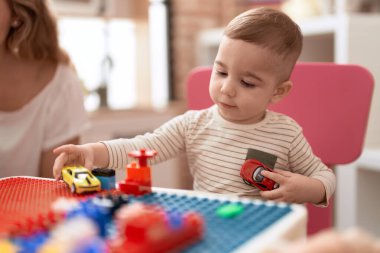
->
(209, 37, 286, 124)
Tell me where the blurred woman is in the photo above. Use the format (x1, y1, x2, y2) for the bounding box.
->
(0, 0, 89, 177)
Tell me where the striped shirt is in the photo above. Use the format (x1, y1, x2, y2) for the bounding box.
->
(103, 105, 335, 205)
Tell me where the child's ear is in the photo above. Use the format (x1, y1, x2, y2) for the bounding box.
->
(270, 80, 292, 104)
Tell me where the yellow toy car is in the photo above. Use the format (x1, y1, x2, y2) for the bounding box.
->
(62, 166, 101, 194)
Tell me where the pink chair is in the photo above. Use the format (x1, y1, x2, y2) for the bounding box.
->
(186, 62, 374, 235)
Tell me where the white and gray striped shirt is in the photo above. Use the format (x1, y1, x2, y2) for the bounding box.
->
(103, 105, 335, 205)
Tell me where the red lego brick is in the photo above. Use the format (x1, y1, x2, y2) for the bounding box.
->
(111, 203, 204, 253)
(118, 181, 151, 196)
(118, 149, 157, 196)
(127, 162, 151, 185)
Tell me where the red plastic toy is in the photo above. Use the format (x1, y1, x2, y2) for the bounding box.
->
(111, 203, 204, 253)
(240, 159, 279, 191)
(118, 149, 157, 196)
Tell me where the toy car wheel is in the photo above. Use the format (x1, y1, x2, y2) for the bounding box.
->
(70, 184, 76, 194)
(243, 179, 251, 186)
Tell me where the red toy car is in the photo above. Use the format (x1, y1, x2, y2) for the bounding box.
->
(240, 159, 279, 191)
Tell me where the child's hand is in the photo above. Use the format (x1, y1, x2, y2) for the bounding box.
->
(52, 144, 95, 180)
(259, 169, 325, 204)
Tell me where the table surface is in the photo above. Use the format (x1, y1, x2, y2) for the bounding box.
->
(0, 176, 307, 253)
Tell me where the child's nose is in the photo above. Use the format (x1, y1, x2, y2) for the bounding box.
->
(220, 79, 236, 97)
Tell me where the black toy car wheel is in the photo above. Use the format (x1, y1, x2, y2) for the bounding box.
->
(243, 179, 251, 185)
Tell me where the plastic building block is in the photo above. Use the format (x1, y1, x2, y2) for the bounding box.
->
(111, 202, 204, 253)
(91, 193, 130, 216)
(118, 180, 151, 196)
(65, 199, 112, 238)
(216, 204, 244, 218)
(0, 177, 99, 237)
(39, 216, 102, 253)
(92, 168, 116, 190)
(0, 177, 297, 253)
(128, 149, 157, 167)
(134, 192, 292, 253)
(9, 211, 64, 237)
(126, 161, 151, 185)
(118, 149, 157, 196)
(11, 231, 49, 253)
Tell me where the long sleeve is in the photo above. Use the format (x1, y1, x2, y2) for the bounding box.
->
(102, 113, 188, 170)
(101, 106, 337, 203)
(289, 131, 336, 206)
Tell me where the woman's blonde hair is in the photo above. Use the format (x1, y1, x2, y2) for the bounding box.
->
(6, 0, 69, 64)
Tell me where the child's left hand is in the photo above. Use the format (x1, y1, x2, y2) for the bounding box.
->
(259, 169, 325, 204)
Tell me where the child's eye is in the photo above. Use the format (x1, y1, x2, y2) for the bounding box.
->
(241, 80, 255, 88)
(216, 70, 227, 76)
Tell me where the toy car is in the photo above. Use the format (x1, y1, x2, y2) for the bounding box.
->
(62, 166, 101, 194)
(240, 159, 279, 191)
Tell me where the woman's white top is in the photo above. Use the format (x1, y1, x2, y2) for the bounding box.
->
(0, 64, 89, 177)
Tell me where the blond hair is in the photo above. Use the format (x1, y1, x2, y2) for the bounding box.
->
(224, 7, 303, 79)
(6, 0, 69, 64)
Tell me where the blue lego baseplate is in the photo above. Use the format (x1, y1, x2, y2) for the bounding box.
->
(129, 191, 292, 253)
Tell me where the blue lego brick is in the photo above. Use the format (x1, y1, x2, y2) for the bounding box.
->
(92, 168, 116, 190)
(128, 192, 292, 253)
(97, 176, 116, 190)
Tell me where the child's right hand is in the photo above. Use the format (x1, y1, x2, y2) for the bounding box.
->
(52, 143, 108, 180)
(259, 169, 326, 205)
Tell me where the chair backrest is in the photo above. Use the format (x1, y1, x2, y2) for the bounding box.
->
(186, 63, 374, 166)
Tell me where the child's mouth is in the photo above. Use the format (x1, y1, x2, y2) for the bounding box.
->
(220, 102, 235, 109)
